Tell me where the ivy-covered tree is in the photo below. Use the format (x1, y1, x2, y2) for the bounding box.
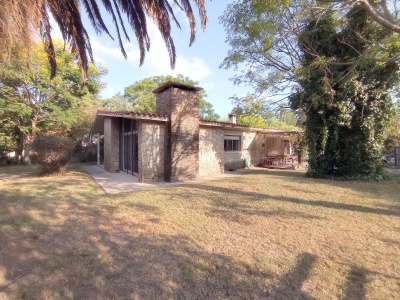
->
(104, 75, 220, 120)
(0, 41, 105, 165)
(290, 7, 400, 178)
(222, 1, 400, 178)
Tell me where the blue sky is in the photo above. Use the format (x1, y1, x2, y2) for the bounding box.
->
(75, 1, 249, 118)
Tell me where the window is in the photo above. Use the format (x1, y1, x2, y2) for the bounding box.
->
(224, 135, 241, 151)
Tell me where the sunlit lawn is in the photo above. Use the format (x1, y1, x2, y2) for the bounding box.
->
(0, 164, 399, 299)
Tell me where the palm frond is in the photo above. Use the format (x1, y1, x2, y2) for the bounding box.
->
(0, 0, 208, 83)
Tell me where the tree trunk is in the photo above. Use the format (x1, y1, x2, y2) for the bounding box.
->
(15, 129, 24, 164)
(23, 142, 31, 165)
(22, 112, 38, 166)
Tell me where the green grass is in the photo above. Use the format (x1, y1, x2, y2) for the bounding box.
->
(0, 164, 399, 299)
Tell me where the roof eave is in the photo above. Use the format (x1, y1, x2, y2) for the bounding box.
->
(98, 112, 168, 122)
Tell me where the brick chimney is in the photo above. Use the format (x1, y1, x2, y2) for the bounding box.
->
(228, 113, 237, 124)
(153, 82, 203, 182)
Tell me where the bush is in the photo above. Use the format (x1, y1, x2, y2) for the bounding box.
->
(32, 135, 75, 175)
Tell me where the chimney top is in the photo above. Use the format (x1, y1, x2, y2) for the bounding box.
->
(152, 81, 203, 94)
(228, 113, 237, 124)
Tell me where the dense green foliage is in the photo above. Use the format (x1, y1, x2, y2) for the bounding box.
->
(290, 7, 400, 178)
(230, 94, 303, 130)
(0, 42, 104, 164)
(103, 75, 221, 121)
(222, 0, 400, 179)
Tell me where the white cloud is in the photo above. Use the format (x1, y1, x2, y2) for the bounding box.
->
(140, 20, 211, 80)
(90, 39, 140, 64)
(88, 19, 211, 81)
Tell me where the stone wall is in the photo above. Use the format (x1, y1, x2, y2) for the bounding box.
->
(156, 87, 200, 182)
(138, 121, 166, 182)
(104, 117, 120, 172)
(199, 127, 224, 176)
(155, 88, 172, 116)
(223, 130, 266, 170)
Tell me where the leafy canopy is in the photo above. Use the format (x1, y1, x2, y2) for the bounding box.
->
(0, 41, 105, 160)
(103, 75, 221, 121)
(221, 0, 400, 179)
(291, 7, 400, 178)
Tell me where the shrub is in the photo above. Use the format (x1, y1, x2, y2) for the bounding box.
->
(32, 135, 75, 175)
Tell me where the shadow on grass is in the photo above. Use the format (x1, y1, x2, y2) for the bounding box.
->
(0, 187, 274, 299)
(1, 165, 399, 298)
(268, 253, 318, 300)
(185, 184, 400, 218)
(342, 266, 367, 300)
(238, 168, 400, 201)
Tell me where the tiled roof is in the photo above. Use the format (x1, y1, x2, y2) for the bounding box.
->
(97, 110, 168, 119)
(200, 119, 249, 128)
(95, 110, 300, 133)
(200, 119, 300, 133)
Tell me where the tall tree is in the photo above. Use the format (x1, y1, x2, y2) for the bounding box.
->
(0, 0, 207, 82)
(105, 75, 220, 120)
(0, 41, 104, 165)
(222, 0, 400, 178)
(221, 0, 400, 101)
(290, 7, 400, 178)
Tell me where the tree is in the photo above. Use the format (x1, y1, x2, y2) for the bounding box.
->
(0, 41, 104, 165)
(290, 7, 399, 178)
(230, 94, 303, 130)
(221, 0, 400, 101)
(0, 0, 207, 81)
(222, 1, 400, 178)
(106, 75, 220, 120)
(102, 92, 133, 111)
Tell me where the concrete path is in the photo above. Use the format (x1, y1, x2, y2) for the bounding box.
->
(83, 165, 241, 194)
(384, 167, 400, 174)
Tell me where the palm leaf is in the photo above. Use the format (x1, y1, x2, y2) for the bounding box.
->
(0, 0, 208, 83)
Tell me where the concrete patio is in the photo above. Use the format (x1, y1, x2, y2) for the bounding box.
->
(84, 165, 242, 194)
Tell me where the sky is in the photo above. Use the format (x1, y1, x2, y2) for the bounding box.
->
(73, 1, 250, 119)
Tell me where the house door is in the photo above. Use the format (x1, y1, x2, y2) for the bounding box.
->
(121, 119, 138, 175)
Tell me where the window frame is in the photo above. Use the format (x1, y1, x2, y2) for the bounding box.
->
(224, 135, 241, 152)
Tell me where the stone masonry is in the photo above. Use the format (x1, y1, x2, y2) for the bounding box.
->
(199, 127, 224, 176)
(104, 117, 120, 172)
(138, 121, 166, 183)
(155, 84, 200, 182)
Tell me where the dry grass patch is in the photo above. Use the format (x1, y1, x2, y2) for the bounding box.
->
(0, 164, 399, 299)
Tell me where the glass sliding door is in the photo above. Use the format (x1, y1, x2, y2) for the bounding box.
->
(120, 118, 138, 176)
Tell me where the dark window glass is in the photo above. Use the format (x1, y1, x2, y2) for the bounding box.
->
(224, 136, 240, 151)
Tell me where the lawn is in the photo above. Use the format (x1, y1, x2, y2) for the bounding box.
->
(0, 164, 399, 299)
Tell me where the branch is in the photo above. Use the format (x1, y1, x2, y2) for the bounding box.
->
(360, 0, 400, 32)
(317, 0, 400, 32)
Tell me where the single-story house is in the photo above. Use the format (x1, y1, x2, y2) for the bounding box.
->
(91, 81, 299, 183)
